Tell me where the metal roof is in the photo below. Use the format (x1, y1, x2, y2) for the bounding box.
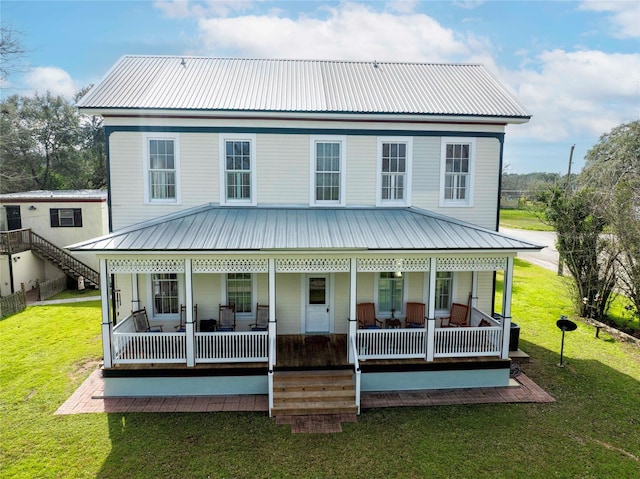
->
(77, 56, 530, 119)
(0, 190, 107, 202)
(68, 206, 542, 253)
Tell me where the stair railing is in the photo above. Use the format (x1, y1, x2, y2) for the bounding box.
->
(28, 230, 100, 286)
(350, 333, 361, 415)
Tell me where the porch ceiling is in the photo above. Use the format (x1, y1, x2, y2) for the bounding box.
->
(68, 205, 542, 253)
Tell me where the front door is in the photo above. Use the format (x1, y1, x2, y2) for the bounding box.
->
(305, 275, 330, 333)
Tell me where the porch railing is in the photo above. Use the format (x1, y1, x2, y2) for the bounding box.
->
(356, 328, 427, 360)
(112, 332, 187, 363)
(111, 314, 268, 365)
(434, 308, 502, 358)
(195, 331, 268, 363)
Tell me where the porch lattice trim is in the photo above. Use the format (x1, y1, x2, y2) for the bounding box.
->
(357, 258, 431, 272)
(276, 258, 349, 272)
(193, 258, 268, 273)
(437, 257, 507, 271)
(108, 259, 185, 273)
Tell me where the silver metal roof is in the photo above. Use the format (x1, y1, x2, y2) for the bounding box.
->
(69, 206, 542, 252)
(0, 190, 107, 201)
(77, 56, 530, 119)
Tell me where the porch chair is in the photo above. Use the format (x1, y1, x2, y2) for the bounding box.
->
(441, 303, 470, 327)
(404, 302, 426, 328)
(132, 308, 163, 332)
(217, 304, 236, 331)
(176, 304, 197, 332)
(357, 302, 383, 329)
(250, 303, 269, 331)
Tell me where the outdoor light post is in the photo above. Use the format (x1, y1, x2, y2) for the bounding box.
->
(556, 315, 577, 367)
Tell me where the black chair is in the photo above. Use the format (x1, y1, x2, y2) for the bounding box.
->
(250, 303, 269, 331)
(132, 308, 163, 332)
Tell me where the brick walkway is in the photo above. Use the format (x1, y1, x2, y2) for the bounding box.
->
(56, 369, 554, 418)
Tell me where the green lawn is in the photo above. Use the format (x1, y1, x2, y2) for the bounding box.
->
(2, 265, 639, 478)
(499, 208, 554, 231)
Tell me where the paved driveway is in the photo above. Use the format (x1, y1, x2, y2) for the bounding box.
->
(500, 227, 559, 272)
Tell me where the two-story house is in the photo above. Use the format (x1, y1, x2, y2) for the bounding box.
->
(72, 56, 541, 416)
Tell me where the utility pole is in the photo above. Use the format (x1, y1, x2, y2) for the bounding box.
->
(559, 144, 575, 276)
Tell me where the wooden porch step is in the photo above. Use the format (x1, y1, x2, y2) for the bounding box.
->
(272, 369, 357, 417)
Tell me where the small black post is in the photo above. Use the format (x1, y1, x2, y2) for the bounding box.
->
(556, 315, 577, 367)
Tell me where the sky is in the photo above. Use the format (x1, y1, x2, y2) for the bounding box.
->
(1, 0, 639, 174)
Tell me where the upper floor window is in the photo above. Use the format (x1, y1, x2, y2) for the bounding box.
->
(440, 138, 475, 207)
(220, 134, 256, 206)
(377, 272, 405, 316)
(377, 137, 412, 206)
(310, 136, 346, 206)
(50, 208, 82, 227)
(144, 134, 180, 203)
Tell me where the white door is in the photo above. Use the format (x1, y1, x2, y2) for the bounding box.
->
(305, 275, 330, 333)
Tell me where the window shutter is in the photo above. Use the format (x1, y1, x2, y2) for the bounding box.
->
(74, 209, 83, 227)
(50, 209, 59, 227)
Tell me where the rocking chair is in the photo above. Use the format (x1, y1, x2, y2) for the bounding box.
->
(357, 302, 383, 329)
(217, 304, 236, 331)
(250, 303, 269, 331)
(441, 303, 470, 327)
(132, 308, 163, 332)
(405, 302, 426, 328)
(176, 304, 197, 332)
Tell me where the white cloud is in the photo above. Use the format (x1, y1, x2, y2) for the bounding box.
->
(579, 1, 640, 38)
(24, 67, 77, 98)
(386, 0, 419, 14)
(502, 49, 640, 142)
(453, 1, 485, 9)
(195, 2, 479, 62)
(154, 0, 256, 18)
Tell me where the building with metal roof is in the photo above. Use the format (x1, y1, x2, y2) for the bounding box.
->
(74, 55, 540, 411)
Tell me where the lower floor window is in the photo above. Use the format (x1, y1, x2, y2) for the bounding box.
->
(152, 273, 179, 315)
(226, 273, 253, 314)
(378, 272, 404, 315)
(435, 272, 453, 311)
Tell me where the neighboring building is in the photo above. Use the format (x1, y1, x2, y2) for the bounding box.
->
(71, 56, 541, 416)
(0, 190, 108, 296)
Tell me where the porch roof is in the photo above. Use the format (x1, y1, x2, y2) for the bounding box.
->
(68, 206, 543, 253)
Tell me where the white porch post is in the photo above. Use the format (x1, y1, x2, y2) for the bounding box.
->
(501, 256, 514, 359)
(268, 258, 276, 364)
(426, 257, 437, 361)
(348, 257, 357, 363)
(471, 271, 479, 310)
(131, 274, 139, 311)
(99, 258, 113, 368)
(185, 259, 195, 367)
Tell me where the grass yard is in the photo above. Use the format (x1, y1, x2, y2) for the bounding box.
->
(1, 263, 639, 478)
(499, 208, 554, 231)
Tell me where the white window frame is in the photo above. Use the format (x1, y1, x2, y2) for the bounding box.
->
(146, 273, 184, 320)
(434, 271, 456, 315)
(439, 137, 475, 207)
(309, 135, 347, 206)
(221, 273, 257, 319)
(143, 133, 181, 204)
(374, 272, 409, 318)
(376, 137, 412, 207)
(219, 134, 257, 206)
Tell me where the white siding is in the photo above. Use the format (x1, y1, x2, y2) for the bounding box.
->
(257, 134, 309, 205)
(346, 136, 377, 206)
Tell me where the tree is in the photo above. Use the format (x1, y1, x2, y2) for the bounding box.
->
(0, 26, 27, 82)
(0, 91, 106, 193)
(579, 121, 640, 320)
(540, 186, 617, 319)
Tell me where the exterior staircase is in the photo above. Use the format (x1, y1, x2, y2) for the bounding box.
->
(0, 229, 100, 288)
(271, 369, 358, 416)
